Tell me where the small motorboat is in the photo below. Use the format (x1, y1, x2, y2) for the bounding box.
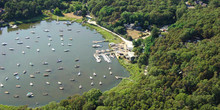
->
(61, 43, 64, 46)
(109, 67, 111, 70)
(70, 78, 75, 81)
(48, 43, 51, 46)
(89, 76, 93, 80)
(58, 82, 62, 85)
(91, 82, 94, 86)
(0, 66, 5, 70)
(23, 70, 27, 74)
(47, 35, 51, 37)
(31, 31, 35, 34)
(0, 83, 4, 87)
(26, 46, 30, 49)
(58, 67, 64, 70)
(59, 29, 63, 32)
(29, 62, 34, 66)
(37, 36, 40, 38)
(2, 53, 6, 55)
(64, 49, 70, 52)
(17, 63, 20, 67)
(43, 93, 48, 96)
(22, 51, 25, 54)
(44, 29, 49, 32)
(59, 87, 64, 90)
(110, 71, 113, 75)
(67, 43, 72, 46)
(5, 77, 9, 81)
(9, 48, 14, 51)
(103, 75, 106, 78)
(13, 72, 18, 76)
(4, 91, 9, 94)
(78, 72, 81, 76)
(45, 69, 52, 72)
(30, 82, 34, 86)
(26, 92, 34, 97)
(93, 72, 96, 76)
(43, 62, 48, 65)
(59, 34, 63, 37)
(37, 49, 40, 52)
(46, 82, 50, 85)
(15, 37, 19, 40)
(60, 37, 64, 41)
(14, 95, 20, 98)
(17, 41, 23, 44)
(79, 85, 82, 89)
(16, 75, 20, 80)
(1, 42, 7, 46)
(44, 74, 49, 77)
(67, 21, 71, 25)
(49, 38, 52, 41)
(30, 75, 35, 78)
(52, 48, 55, 51)
(57, 59, 62, 63)
(75, 58, 79, 62)
(67, 28, 72, 31)
(25, 36, 30, 39)
(16, 85, 21, 88)
(69, 38, 73, 41)
(14, 95, 19, 98)
(75, 65, 80, 68)
(99, 81, 102, 85)
(35, 71, 40, 74)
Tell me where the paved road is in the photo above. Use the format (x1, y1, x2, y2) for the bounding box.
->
(87, 19, 133, 49)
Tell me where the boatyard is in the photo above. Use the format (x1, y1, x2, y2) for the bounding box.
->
(0, 21, 129, 106)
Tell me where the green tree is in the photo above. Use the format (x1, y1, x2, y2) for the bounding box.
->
(114, 26, 126, 35)
(54, 7, 62, 16)
(151, 26, 159, 38)
(137, 53, 148, 67)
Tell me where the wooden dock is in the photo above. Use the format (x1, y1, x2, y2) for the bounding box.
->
(93, 40, 105, 44)
(115, 76, 133, 81)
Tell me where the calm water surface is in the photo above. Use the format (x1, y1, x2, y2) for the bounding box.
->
(0, 21, 129, 107)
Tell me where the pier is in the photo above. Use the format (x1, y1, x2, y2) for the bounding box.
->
(92, 40, 105, 44)
(115, 76, 133, 81)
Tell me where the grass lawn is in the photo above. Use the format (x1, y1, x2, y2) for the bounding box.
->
(84, 23, 122, 44)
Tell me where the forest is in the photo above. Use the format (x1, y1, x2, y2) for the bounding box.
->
(0, 0, 220, 109)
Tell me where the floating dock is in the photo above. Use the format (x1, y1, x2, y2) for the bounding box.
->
(100, 54, 111, 63)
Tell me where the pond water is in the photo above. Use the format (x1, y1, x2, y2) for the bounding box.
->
(0, 21, 129, 107)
